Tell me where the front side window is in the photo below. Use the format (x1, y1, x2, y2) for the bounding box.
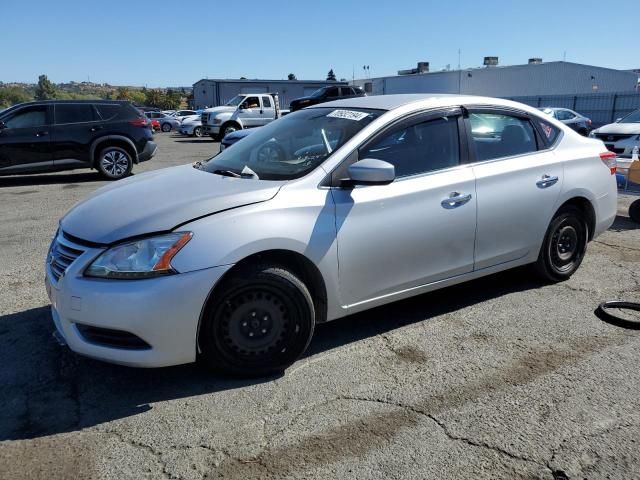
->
(242, 97, 260, 109)
(360, 116, 460, 178)
(55, 104, 95, 124)
(469, 112, 537, 161)
(203, 107, 383, 180)
(4, 106, 48, 129)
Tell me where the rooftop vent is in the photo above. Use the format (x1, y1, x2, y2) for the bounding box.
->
(483, 56, 499, 67)
(528, 58, 543, 64)
(398, 61, 429, 75)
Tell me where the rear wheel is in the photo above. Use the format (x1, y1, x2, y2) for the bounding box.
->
(96, 146, 133, 180)
(629, 199, 640, 224)
(534, 206, 588, 282)
(199, 264, 315, 377)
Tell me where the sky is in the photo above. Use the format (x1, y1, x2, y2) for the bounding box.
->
(0, 0, 637, 87)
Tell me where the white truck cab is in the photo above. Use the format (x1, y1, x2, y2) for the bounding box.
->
(201, 93, 281, 140)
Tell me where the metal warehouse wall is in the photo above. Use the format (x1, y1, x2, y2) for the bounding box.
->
(193, 80, 346, 109)
(356, 62, 638, 97)
(509, 92, 640, 128)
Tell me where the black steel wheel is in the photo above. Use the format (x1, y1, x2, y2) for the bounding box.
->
(199, 264, 315, 376)
(629, 199, 640, 224)
(535, 206, 588, 282)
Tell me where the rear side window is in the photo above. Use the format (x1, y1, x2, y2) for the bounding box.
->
(326, 87, 340, 98)
(262, 96, 272, 108)
(340, 87, 353, 96)
(360, 116, 460, 178)
(96, 104, 122, 121)
(534, 117, 560, 146)
(469, 112, 538, 161)
(55, 104, 95, 124)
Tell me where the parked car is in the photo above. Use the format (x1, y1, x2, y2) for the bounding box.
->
(201, 93, 282, 140)
(219, 127, 254, 150)
(145, 111, 180, 132)
(289, 85, 365, 112)
(0, 100, 156, 179)
(150, 119, 161, 131)
(589, 108, 640, 158)
(174, 110, 198, 121)
(46, 94, 617, 375)
(539, 108, 592, 135)
(178, 114, 204, 137)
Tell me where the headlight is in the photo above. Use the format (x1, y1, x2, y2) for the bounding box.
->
(589, 131, 597, 138)
(85, 232, 192, 279)
(213, 118, 222, 125)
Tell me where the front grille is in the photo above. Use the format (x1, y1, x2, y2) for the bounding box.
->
(201, 113, 209, 126)
(75, 324, 151, 350)
(47, 231, 85, 282)
(595, 133, 634, 142)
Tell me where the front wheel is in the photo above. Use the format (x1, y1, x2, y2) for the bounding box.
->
(193, 126, 202, 137)
(199, 265, 315, 377)
(629, 199, 640, 224)
(534, 206, 588, 282)
(161, 123, 172, 132)
(221, 123, 239, 138)
(97, 146, 133, 180)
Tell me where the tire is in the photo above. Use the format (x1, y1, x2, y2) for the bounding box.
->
(161, 122, 172, 132)
(199, 264, 315, 377)
(221, 123, 240, 138)
(256, 142, 286, 163)
(96, 146, 133, 180)
(629, 199, 640, 224)
(534, 206, 588, 282)
(193, 126, 202, 138)
(578, 128, 588, 136)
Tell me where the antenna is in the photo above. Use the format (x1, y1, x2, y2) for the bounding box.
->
(458, 49, 461, 70)
(563, 51, 567, 61)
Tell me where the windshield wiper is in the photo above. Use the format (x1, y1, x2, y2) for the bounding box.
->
(213, 169, 241, 178)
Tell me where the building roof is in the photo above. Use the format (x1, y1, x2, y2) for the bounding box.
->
(194, 78, 346, 85)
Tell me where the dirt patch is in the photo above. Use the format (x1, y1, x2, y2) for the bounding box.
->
(393, 345, 430, 363)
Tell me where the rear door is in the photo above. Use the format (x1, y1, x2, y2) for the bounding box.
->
(466, 108, 563, 269)
(52, 103, 102, 166)
(0, 104, 52, 172)
(259, 95, 275, 123)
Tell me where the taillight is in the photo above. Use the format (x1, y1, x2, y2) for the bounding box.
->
(129, 118, 149, 127)
(600, 151, 617, 175)
(586, 119, 592, 126)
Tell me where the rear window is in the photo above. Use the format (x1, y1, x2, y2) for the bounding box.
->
(55, 104, 95, 124)
(96, 104, 122, 121)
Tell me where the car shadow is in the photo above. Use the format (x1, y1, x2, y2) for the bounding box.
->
(174, 139, 217, 144)
(609, 215, 639, 232)
(0, 267, 543, 441)
(0, 172, 104, 187)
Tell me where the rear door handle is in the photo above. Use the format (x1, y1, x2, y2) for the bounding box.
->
(35, 131, 48, 137)
(90, 126, 103, 132)
(441, 192, 472, 209)
(536, 174, 559, 189)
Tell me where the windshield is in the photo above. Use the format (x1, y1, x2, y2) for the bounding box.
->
(203, 107, 383, 180)
(619, 109, 640, 123)
(224, 95, 245, 107)
(309, 88, 326, 98)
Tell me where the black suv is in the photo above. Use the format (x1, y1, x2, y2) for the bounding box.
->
(289, 85, 365, 112)
(0, 100, 157, 180)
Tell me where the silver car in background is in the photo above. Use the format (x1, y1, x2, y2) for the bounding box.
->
(46, 94, 617, 376)
(590, 108, 640, 158)
(539, 107, 592, 136)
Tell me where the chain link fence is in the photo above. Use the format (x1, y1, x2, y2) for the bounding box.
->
(508, 92, 640, 127)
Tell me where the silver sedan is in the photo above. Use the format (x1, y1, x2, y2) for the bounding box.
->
(46, 94, 617, 376)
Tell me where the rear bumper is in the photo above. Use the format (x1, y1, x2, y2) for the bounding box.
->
(138, 141, 157, 163)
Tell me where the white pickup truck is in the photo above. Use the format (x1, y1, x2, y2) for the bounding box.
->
(201, 93, 283, 140)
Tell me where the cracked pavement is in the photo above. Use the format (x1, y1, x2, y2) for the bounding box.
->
(1, 134, 639, 479)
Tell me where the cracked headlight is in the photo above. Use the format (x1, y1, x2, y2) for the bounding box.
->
(85, 232, 192, 279)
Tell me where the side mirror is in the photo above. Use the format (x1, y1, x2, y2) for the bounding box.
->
(344, 159, 395, 187)
(239, 104, 246, 110)
(0, 121, 6, 129)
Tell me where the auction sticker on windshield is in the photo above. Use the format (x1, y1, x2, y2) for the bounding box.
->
(326, 110, 370, 121)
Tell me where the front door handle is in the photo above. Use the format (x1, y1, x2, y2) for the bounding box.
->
(35, 131, 48, 137)
(536, 174, 559, 189)
(441, 192, 472, 209)
(90, 126, 103, 132)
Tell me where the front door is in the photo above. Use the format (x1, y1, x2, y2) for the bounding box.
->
(0, 104, 52, 173)
(333, 111, 477, 307)
(467, 110, 564, 269)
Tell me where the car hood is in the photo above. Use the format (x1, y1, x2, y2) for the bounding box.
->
(291, 96, 314, 104)
(595, 122, 640, 135)
(61, 164, 285, 244)
(204, 106, 236, 115)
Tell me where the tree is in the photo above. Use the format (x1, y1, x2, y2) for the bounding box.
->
(116, 87, 131, 100)
(0, 86, 32, 108)
(35, 74, 56, 100)
(326, 69, 336, 81)
(287, 73, 297, 80)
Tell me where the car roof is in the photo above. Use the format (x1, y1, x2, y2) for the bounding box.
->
(309, 93, 544, 113)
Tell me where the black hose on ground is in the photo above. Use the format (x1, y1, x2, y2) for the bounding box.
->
(595, 301, 640, 330)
